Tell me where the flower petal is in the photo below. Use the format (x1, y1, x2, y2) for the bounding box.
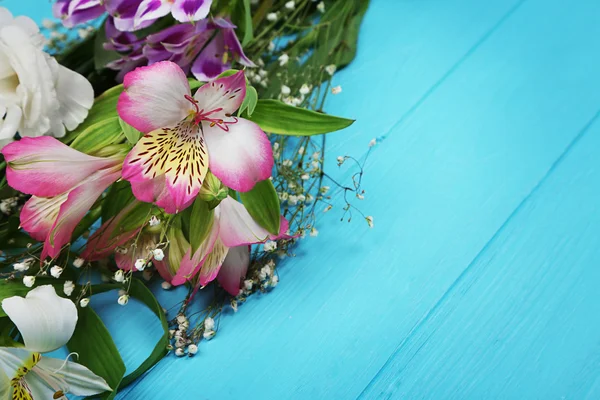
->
(0, 104, 22, 141)
(0, 348, 44, 399)
(134, 0, 171, 30)
(129, 174, 179, 214)
(2, 137, 117, 197)
(55, 64, 94, 132)
(217, 245, 250, 296)
(203, 118, 273, 192)
(197, 238, 229, 287)
(171, 0, 212, 23)
(1, 285, 77, 352)
(217, 196, 270, 247)
(191, 35, 231, 82)
(123, 122, 209, 213)
(37, 357, 112, 395)
(117, 61, 192, 133)
(193, 69, 246, 117)
(20, 194, 68, 242)
(43, 167, 121, 259)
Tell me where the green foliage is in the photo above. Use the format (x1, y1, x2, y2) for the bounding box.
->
(239, 85, 258, 117)
(248, 100, 354, 135)
(189, 198, 215, 254)
(239, 179, 281, 235)
(69, 117, 124, 155)
(119, 117, 141, 145)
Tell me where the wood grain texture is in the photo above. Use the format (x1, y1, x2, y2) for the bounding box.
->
(5, 0, 600, 398)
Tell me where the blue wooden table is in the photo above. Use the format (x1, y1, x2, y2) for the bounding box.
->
(6, 0, 600, 398)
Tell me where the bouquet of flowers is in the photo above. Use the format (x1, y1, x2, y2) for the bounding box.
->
(0, 0, 370, 398)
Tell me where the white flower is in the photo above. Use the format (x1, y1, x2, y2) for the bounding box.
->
(50, 265, 63, 278)
(356, 193, 365, 200)
(281, 85, 291, 95)
(175, 347, 185, 357)
(366, 216, 374, 228)
(331, 85, 342, 95)
(267, 12, 278, 21)
(22, 275, 35, 287)
(63, 280, 75, 297)
(114, 269, 125, 283)
(337, 156, 345, 165)
(0, 8, 93, 146)
(301, 173, 309, 180)
(285, 1, 295, 10)
(203, 330, 216, 340)
(288, 195, 298, 205)
(282, 159, 293, 167)
(244, 279, 254, 291)
(310, 227, 319, 237)
(161, 281, 172, 290)
(323, 205, 332, 213)
(204, 317, 215, 331)
(118, 294, 129, 306)
(278, 53, 289, 66)
(13, 261, 29, 272)
(312, 152, 320, 160)
(148, 215, 160, 227)
(80, 298, 90, 307)
(298, 146, 305, 155)
(271, 275, 279, 287)
(259, 265, 272, 281)
(369, 138, 377, 147)
(325, 64, 337, 76)
(134, 258, 147, 271)
(320, 186, 330, 194)
(73, 257, 85, 268)
(153, 248, 165, 261)
(268, 41, 276, 51)
(188, 344, 198, 355)
(0, 286, 110, 397)
(317, 1, 325, 13)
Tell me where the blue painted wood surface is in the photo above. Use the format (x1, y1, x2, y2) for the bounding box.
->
(5, 0, 600, 398)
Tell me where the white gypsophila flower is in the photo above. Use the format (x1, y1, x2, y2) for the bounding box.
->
(80, 297, 90, 307)
(317, 1, 325, 13)
(244, 279, 254, 291)
(263, 241, 277, 252)
(63, 280, 75, 297)
(266, 12, 278, 21)
(13, 261, 29, 272)
(281, 85, 291, 95)
(204, 317, 215, 331)
(148, 215, 160, 226)
(271, 275, 279, 287)
(285, 1, 295, 10)
(153, 248, 165, 261)
(356, 192, 365, 200)
(310, 227, 319, 237)
(117, 294, 129, 306)
(369, 138, 377, 147)
(114, 269, 125, 283)
(278, 53, 289, 66)
(203, 330, 215, 340)
(188, 344, 198, 355)
(161, 281, 172, 290)
(366, 216, 374, 228)
(50, 265, 63, 278)
(268, 41, 275, 52)
(301, 173, 309, 180)
(22, 275, 35, 287)
(134, 258, 146, 271)
(298, 146, 304, 155)
(288, 195, 298, 205)
(320, 186, 330, 194)
(0, 8, 93, 146)
(325, 64, 337, 76)
(282, 159, 293, 167)
(72, 257, 85, 268)
(331, 85, 342, 95)
(337, 156, 345, 165)
(323, 205, 332, 213)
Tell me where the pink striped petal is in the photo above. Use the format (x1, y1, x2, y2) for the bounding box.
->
(2, 137, 117, 197)
(117, 61, 192, 133)
(42, 167, 121, 260)
(20, 194, 68, 242)
(203, 118, 273, 192)
(171, 217, 219, 285)
(193, 70, 246, 118)
(217, 245, 250, 296)
(217, 196, 270, 247)
(197, 238, 228, 287)
(171, 0, 212, 23)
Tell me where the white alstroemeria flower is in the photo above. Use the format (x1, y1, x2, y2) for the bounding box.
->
(0, 285, 111, 399)
(0, 8, 93, 147)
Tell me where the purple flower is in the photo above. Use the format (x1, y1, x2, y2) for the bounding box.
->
(52, 0, 105, 28)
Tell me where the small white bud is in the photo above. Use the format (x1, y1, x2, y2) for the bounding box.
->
(278, 53, 289, 66)
(281, 85, 291, 95)
(149, 215, 160, 227)
(288, 195, 298, 206)
(369, 138, 377, 147)
(331, 85, 342, 95)
(366, 216, 374, 228)
(114, 270, 125, 283)
(244, 280, 254, 291)
(317, 1, 325, 13)
(300, 173, 309, 180)
(259, 265, 272, 280)
(80, 298, 90, 308)
(188, 344, 198, 355)
(161, 281, 172, 290)
(337, 156, 346, 165)
(175, 347, 185, 357)
(285, 1, 295, 10)
(325, 64, 337, 76)
(323, 205, 333, 213)
(356, 193, 365, 200)
(310, 227, 319, 237)
(320, 186, 330, 194)
(50, 265, 63, 279)
(153, 249, 164, 261)
(63, 281, 75, 297)
(268, 41, 276, 51)
(312, 152, 320, 160)
(117, 294, 129, 306)
(299, 84, 310, 95)
(203, 330, 216, 340)
(298, 146, 305, 155)
(134, 259, 146, 271)
(267, 12, 278, 21)
(13, 262, 29, 272)
(176, 314, 188, 324)
(271, 275, 279, 287)
(23, 276, 35, 288)
(282, 159, 293, 167)
(73, 257, 85, 268)
(204, 317, 215, 331)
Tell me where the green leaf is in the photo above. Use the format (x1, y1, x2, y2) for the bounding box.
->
(189, 198, 215, 254)
(119, 279, 169, 388)
(232, 0, 254, 46)
(67, 307, 126, 399)
(247, 100, 354, 135)
(167, 218, 189, 276)
(69, 117, 124, 154)
(94, 19, 122, 71)
(116, 201, 153, 236)
(102, 180, 136, 223)
(239, 179, 280, 235)
(119, 117, 141, 145)
(239, 85, 258, 117)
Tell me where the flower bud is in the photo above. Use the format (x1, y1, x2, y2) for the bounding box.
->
(198, 171, 229, 207)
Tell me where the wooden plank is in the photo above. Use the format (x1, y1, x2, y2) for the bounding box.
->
(119, 0, 600, 398)
(360, 113, 600, 399)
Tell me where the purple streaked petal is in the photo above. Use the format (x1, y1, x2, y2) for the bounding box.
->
(191, 33, 231, 81)
(133, 0, 171, 30)
(222, 27, 255, 67)
(171, 0, 212, 23)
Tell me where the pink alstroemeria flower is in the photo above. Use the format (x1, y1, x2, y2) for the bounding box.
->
(2, 137, 122, 259)
(162, 196, 291, 296)
(118, 61, 273, 214)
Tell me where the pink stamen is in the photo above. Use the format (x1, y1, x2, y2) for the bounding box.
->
(184, 95, 238, 131)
